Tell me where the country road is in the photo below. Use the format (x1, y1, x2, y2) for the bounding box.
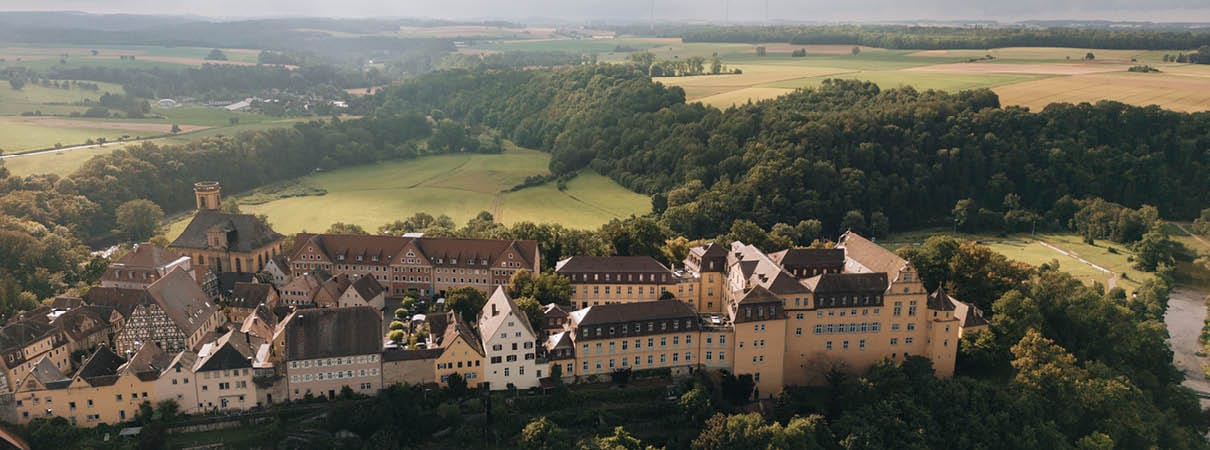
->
(0, 142, 110, 159)
(1037, 240, 1119, 289)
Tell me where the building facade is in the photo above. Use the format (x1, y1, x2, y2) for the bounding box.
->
(478, 287, 540, 389)
(281, 307, 383, 400)
(169, 181, 286, 274)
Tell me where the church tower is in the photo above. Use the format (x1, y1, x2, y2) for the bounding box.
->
(194, 181, 221, 211)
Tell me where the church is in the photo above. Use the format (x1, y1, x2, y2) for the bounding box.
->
(169, 181, 285, 274)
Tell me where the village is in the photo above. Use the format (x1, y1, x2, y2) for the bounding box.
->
(0, 181, 986, 428)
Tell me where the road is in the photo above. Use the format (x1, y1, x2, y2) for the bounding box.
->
(1173, 222, 1210, 249)
(0, 142, 111, 160)
(1164, 287, 1210, 403)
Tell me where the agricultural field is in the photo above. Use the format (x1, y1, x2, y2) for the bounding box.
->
(496, 38, 1210, 111)
(0, 44, 262, 70)
(163, 145, 651, 236)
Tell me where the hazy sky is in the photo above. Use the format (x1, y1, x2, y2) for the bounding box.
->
(2, 0, 1209, 22)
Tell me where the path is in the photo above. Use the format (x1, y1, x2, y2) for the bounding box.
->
(1164, 287, 1210, 403)
(1037, 240, 1119, 289)
(1174, 222, 1210, 249)
(0, 141, 108, 159)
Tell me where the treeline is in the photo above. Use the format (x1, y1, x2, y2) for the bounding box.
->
(672, 25, 1210, 50)
(365, 65, 1210, 239)
(438, 51, 589, 71)
(43, 64, 389, 102)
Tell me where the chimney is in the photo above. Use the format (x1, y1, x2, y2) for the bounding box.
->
(194, 181, 222, 211)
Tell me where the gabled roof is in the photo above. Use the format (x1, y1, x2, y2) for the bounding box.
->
(801, 273, 889, 295)
(348, 275, 385, 302)
(241, 303, 278, 339)
(74, 345, 126, 387)
(691, 242, 728, 259)
(122, 343, 170, 381)
(555, 256, 672, 274)
(417, 237, 538, 271)
(290, 234, 539, 272)
(82, 286, 153, 318)
(230, 282, 274, 309)
(145, 267, 217, 336)
(383, 347, 442, 362)
(439, 311, 483, 357)
(836, 231, 907, 284)
(170, 210, 283, 252)
(478, 287, 536, 342)
(7, 306, 52, 325)
(21, 355, 70, 390)
(737, 285, 782, 305)
(763, 271, 810, 294)
(291, 233, 411, 266)
(52, 306, 110, 342)
(194, 331, 253, 372)
(218, 272, 255, 297)
(958, 300, 989, 328)
(543, 303, 569, 318)
(570, 301, 697, 327)
(51, 296, 84, 310)
(545, 331, 573, 351)
(283, 307, 383, 360)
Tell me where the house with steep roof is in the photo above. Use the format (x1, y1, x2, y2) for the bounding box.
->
(478, 287, 540, 389)
(280, 307, 383, 400)
(169, 181, 285, 274)
(101, 244, 195, 290)
(50, 306, 112, 364)
(262, 255, 292, 287)
(112, 268, 224, 355)
(429, 310, 483, 387)
(338, 275, 387, 310)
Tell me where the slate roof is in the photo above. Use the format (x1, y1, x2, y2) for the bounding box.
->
(123, 343, 170, 381)
(801, 273, 889, 295)
(218, 272, 256, 297)
(170, 210, 283, 252)
(145, 268, 217, 336)
(382, 347, 442, 362)
(543, 303, 568, 318)
(555, 256, 672, 274)
(23, 356, 70, 390)
(570, 300, 697, 326)
(439, 311, 483, 357)
(291, 233, 540, 272)
(51, 296, 85, 310)
(74, 345, 126, 387)
(927, 286, 957, 312)
(114, 244, 179, 267)
(229, 282, 274, 309)
(283, 307, 383, 360)
(82, 287, 153, 318)
(769, 248, 845, 268)
(737, 285, 783, 305)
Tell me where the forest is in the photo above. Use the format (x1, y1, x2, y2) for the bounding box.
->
(658, 24, 1210, 50)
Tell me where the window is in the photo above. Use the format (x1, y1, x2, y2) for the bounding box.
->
(843, 340, 850, 350)
(826, 341, 833, 351)
(893, 302, 903, 316)
(891, 338, 898, 345)
(859, 339, 866, 350)
(795, 327, 802, 336)
(909, 301, 917, 316)
(905, 337, 914, 344)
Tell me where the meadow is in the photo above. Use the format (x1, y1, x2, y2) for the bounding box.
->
(884, 229, 1151, 291)
(484, 38, 1210, 111)
(0, 44, 261, 71)
(165, 145, 651, 236)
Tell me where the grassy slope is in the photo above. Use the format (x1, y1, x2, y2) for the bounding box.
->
(214, 145, 650, 234)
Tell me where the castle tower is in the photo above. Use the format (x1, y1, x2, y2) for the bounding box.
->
(194, 181, 221, 211)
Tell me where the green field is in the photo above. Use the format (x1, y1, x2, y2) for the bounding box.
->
(0, 44, 261, 71)
(163, 145, 651, 236)
(886, 229, 1150, 291)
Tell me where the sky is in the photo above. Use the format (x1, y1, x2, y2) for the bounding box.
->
(1, 0, 1209, 23)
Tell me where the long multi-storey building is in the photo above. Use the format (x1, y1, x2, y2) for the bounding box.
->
(288, 233, 539, 298)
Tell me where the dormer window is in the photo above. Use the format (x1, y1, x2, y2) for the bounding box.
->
(407, 251, 415, 257)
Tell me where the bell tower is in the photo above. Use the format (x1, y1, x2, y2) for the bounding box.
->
(194, 181, 221, 211)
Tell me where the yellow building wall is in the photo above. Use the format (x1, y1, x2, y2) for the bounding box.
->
(731, 318, 786, 398)
(434, 337, 483, 387)
(569, 283, 668, 309)
(571, 331, 701, 379)
(14, 374, 157, 426)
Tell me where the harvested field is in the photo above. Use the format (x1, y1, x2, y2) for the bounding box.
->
(82, 55, 261, 66)
(906, 62, 1128, 75)
(655, 65, 853, 99)
(994, 73, 1210, 113)
(760, 44, 880, 54)
(697, 87, 795, 108)
(907, 47, 1148, 62)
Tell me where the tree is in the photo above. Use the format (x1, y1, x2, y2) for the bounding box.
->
(445, 372, 468, 397)
(170, 123, 181, 134)
(326, 222, 368, 234)
(515, 296, 544, 332)
(679, 387, 713, 425)
(580, 426, 654, 450)
(115, 199, 164, 241)
(1085, 52, 1096, 60)
(394, 307, 409, 320)
(721, 219, 771, 250)
(869, 211, 889, 238)
(444, 286, 487, 321)
(389, 320, 406, 330)
(839, 210, 866, 235)
(388, 329, 405, 344)
(692, 413, 828, 450)
(9, 77, 25, 90)
(508, 269, 572, 305)
(1132, 225, 1175, 272)
(755, 46, 767, 56)
(521, 416, 571, 450)
(851, 46, 861, 55)
(600, 216, 669, 258)
(206, 49, 229, 61)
